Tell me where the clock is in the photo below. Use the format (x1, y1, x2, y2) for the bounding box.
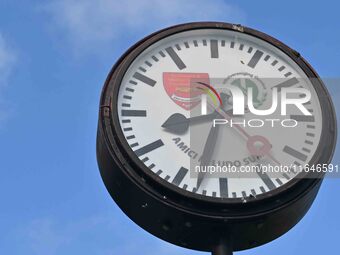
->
(97, 22, 336, 255)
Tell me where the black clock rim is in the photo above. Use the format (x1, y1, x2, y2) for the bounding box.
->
(99, 22, 337, 213)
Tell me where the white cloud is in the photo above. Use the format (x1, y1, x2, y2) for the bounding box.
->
(43, 0, 246, 55)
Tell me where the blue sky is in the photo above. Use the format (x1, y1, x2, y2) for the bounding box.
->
(0, 0, 340, 254)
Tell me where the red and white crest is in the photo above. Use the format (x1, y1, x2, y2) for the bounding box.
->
(163, 72, 210, 110)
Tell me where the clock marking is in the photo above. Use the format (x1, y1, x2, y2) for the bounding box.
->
(302, 147, 311, 153)
(130, 142, 139, 148)
(125, 87, 134, 92)
(294, 161, 301, 166)
(210, 39, 219, 58)
(273, 77, 299, 91)
(283, 146, 308, 161)
(305, 140, 313, 145)
(260, 186, 266, 193)
(284, 72, 292, 77)
(142, 157, 149, 162)
(290, 115, 315, 122)
(242, 191, 247, 198)
(134, 139, 164, 157)
(219, 178, 229, 198)
(247, 50, 264, 68)
(278, 65, 286, 71)
(172, 167, 189, 186)
(272, 60, 278, 66)
(139, 67, 147, 72)
(133, 72, 156, 87)
(282, 173, 291, 180)
(257, 168, 276, 190)
(264, 55, 270, 61)
(121, 109, 147, 117)
(165, 46, 186, 70)
(145, 61, 152, 67)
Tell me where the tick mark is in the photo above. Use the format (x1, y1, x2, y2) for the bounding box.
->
(134, 139, 164, 157)
(210, 39, 219, 58)
(133, 72, 156, 87)
(165, 47, 186, 70)
(247, 50, 264, 68)
(121, 110, 147, 117)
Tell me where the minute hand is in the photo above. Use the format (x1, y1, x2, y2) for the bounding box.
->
(196, 121, 221, 190)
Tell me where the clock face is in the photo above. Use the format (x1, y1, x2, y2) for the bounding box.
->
(116, 28, 323, 199)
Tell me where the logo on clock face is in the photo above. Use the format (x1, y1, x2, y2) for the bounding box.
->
(223, 72, 268, 110)
(163, 72, 211, 110)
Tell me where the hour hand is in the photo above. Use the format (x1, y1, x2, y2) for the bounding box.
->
(161, 112, 216, 135)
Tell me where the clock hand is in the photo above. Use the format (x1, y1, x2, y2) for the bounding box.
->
(214, 106, 281, 165)
(162, 92, 232, 135)
(196, 120, 221, 190)
(161, 112, 218, 134)
(196, 93, 231, 190)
